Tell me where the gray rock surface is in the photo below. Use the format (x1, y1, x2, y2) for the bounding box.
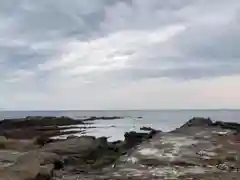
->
(42, 136, 97, 155)
(53, 118, 240, 180)
(1, 117, 240, 180)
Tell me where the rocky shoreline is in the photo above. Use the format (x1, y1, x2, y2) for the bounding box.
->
(0, 116, 240, 179)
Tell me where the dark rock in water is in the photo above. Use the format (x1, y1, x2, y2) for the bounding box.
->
(83, 116, 123, 121)
(109, 125, 116, 128)
(180, 117, 213, 128)
(140, 126, 160, 132)
(1, 127, 83, 140)
(0, 116, 86, 140)
(213, 121, 240, 132)
(0, 116, 84, 129)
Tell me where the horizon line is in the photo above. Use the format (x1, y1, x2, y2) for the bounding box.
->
(1, 108, 240, 112)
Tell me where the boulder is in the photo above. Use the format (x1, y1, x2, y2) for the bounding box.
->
(7, 152, 41, 180)
(0, 151, 62, 180)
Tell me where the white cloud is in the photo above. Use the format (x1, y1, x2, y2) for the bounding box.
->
(39, 24, 186, 79)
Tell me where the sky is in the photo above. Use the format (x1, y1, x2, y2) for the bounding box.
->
(0, 0, 240, 110)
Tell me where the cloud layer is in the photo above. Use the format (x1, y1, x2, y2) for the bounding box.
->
(1, 0, 240, 109)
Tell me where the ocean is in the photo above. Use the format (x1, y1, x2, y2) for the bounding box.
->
(1, 110, 240, 141)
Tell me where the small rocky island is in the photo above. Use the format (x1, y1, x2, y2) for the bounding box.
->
(0, 116, 239, 179)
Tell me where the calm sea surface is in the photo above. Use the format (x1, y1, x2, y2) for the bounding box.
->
(1, 110, 240, 141)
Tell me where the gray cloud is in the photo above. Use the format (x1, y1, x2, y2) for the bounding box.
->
(1, 0, 240, 109)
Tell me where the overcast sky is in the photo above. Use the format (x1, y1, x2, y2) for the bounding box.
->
(1, 0, 240, 110)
